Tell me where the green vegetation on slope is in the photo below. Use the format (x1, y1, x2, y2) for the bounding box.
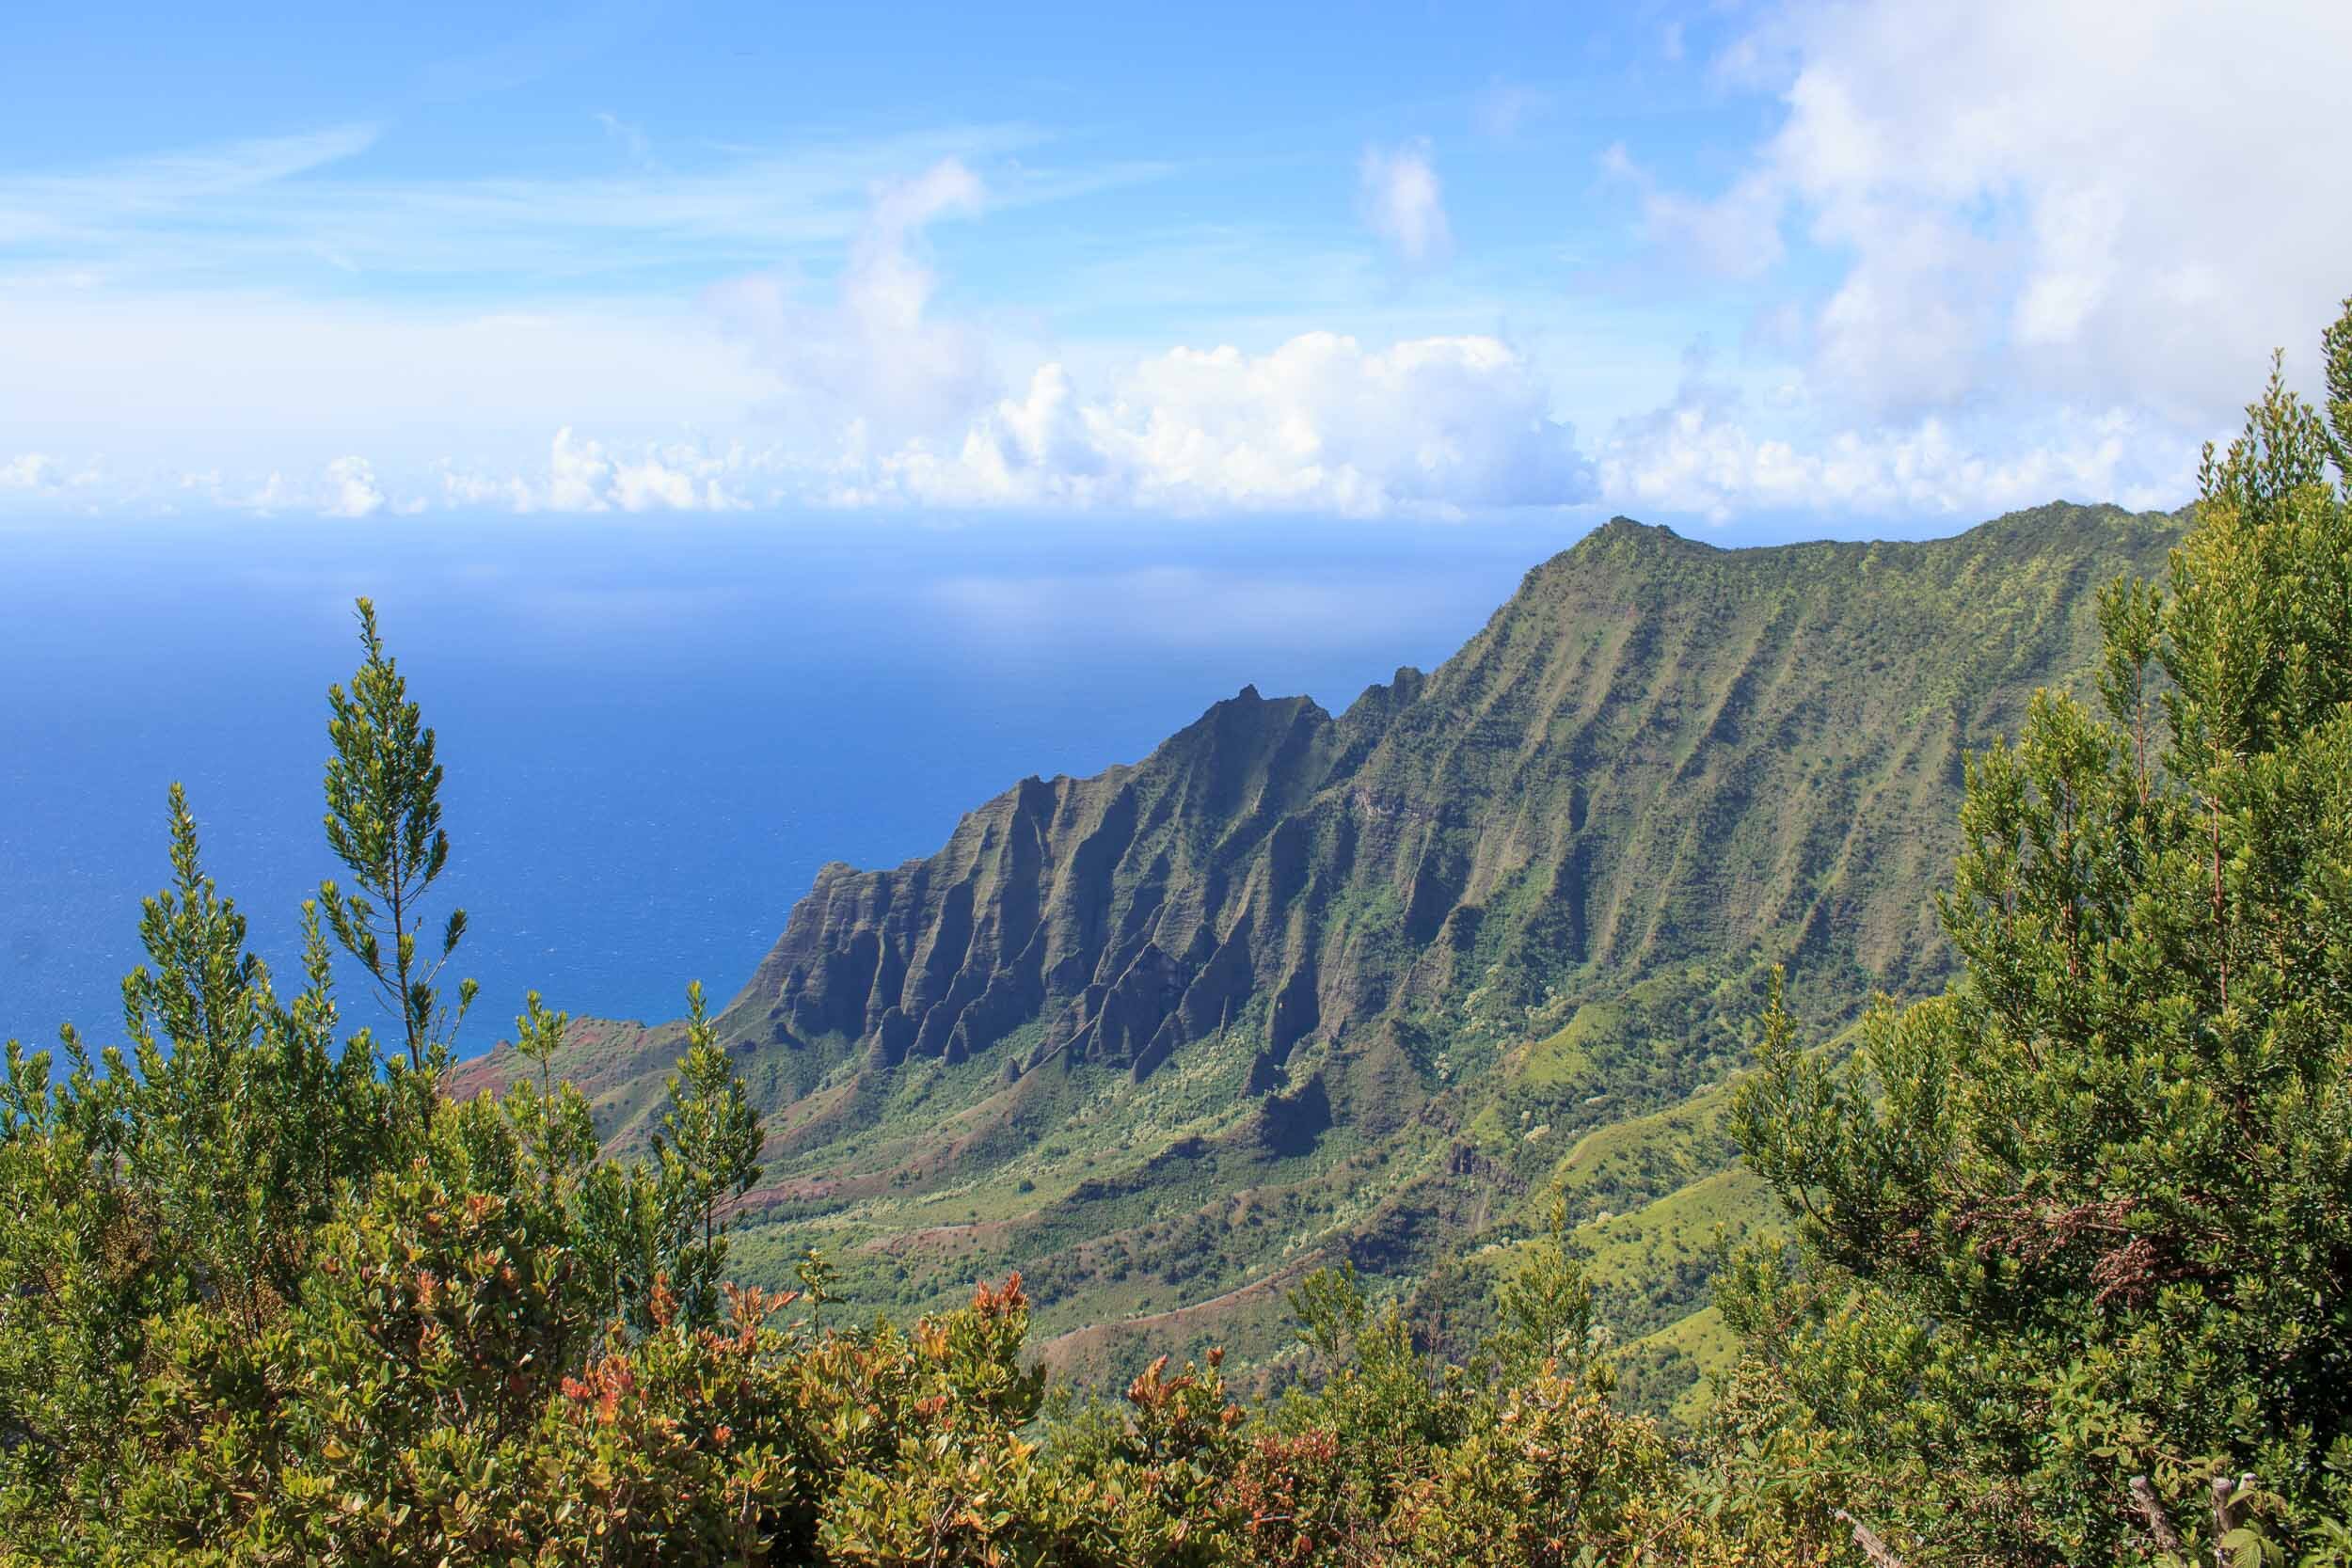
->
(458, 500, 2182, 1380)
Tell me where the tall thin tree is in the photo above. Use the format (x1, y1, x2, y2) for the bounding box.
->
(319, 597, 475, 1073)
(651, 980, 764, 1327)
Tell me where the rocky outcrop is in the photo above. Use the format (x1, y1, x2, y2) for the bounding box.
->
(720, 682, 1360, 1084)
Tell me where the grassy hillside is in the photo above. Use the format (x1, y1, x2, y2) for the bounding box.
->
(452, 501, 2182, 1389)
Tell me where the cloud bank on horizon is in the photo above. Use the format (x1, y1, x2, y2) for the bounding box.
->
(2, 0, 2345, 531)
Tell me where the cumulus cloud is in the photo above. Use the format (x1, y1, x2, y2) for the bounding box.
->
(1641, 0, 2352, 426)
(1359, 142, 1453, 270)
(393, 330, 1588, 520)
(1596, 386, 2185, 525)
(0, 451, 106, 504)
(148, 455, 425, 517)
(321, 455, 385, 518)
(860, 331, 1591, 516)
(438, 427, 764, 514)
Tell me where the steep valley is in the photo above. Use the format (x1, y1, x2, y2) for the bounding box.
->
(453, 501, 2182, 1406)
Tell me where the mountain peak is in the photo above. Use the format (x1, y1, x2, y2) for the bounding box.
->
(1562, 515, 1692, 559)
(1536, 515, 1708, 583)
(1596, 514, 1680, 541)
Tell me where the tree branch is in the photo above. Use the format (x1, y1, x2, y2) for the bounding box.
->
(2130, 1475, 2185, 1560)
(1834, 1509, 1907, 1568)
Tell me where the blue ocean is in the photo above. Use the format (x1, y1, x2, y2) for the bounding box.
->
(1, 515, 1563, 1050)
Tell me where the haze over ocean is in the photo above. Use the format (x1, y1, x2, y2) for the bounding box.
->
(0, 515, 1553, 1049)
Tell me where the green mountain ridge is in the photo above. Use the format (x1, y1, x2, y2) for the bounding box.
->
(453, 500, 2183, 1394)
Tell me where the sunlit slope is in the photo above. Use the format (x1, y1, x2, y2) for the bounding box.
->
(453, 502, 2180, 1387)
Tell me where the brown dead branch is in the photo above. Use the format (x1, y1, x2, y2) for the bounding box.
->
(1834, 1508, 1907, 1568)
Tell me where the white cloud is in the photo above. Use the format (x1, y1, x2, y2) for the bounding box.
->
(170, 463, 381, 518)
(437, 467, 536, 513)
(1359, 142, 1453, 270)
(355, 330, 1586, 521)
(321, 455, 384, 518)
(1642, 0, 2352, 426)
(6, 155, 1601, 523)
(863, 331, 1591, 516)
(1, 452, 57, 490)
(59, 432, 772, 518)
(21, 19, 2328, 534)
(0, 451, 105, 504)
(440, 427, 763, 515)
(707, 157, 996, 449)
(1597, 388, 2185, 525)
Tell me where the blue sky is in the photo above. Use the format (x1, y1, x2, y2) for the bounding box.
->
(3, 0, 2347, 535)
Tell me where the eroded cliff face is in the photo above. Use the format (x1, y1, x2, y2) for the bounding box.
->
(715, 506, 2170, 1103)
(734, 682, 1350, 1085)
